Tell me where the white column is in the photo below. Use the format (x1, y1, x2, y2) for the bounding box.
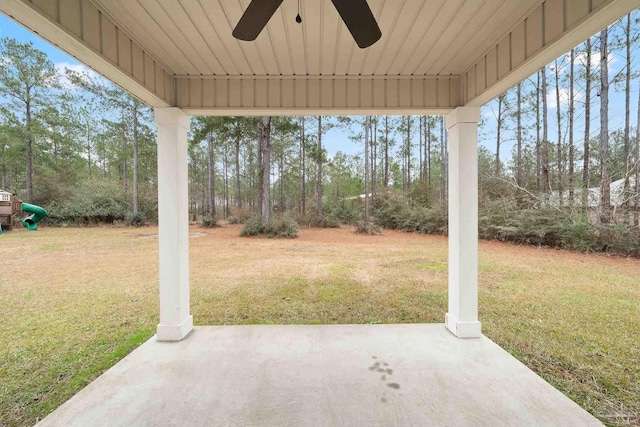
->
(154, 108, 193, 341)
(445, 107, 481, 338)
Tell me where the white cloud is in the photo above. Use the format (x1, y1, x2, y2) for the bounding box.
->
(546, 50, 616, 79)
(545, 87, 584, 110)
(572, 50, 616, 71)
(55, 62, 100, 89)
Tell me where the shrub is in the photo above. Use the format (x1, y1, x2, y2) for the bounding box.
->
(355, 220, 381, 235)
(271, 215, 299, 238)
(240, 214, 298, 238)
(369, 192, 640, 257)
(295, 213, 341, 228)
(371, 192, 447, 234)
(326, 199, 362, 224)
(240, 215, 263, 237)
(125, 212, 147, 227)
(46, 180, 130, 225)
(202, 216, 219, 228)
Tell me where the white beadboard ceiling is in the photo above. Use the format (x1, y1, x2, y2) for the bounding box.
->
(92, 0, 539, 78)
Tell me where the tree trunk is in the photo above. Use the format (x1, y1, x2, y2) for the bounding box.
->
(317, 116, 323, 218)
(224, 151, 229, 219)
(496, 96, 503, 177)
(636, 82, 640, 226)
(1, 144, 6, 189)
(384, 116, 389, 187)
(364, 117, 370, 225)
(258, 123, 263, 215)
(53, 138, 58, 166)
(235, 133, 242, 209)
(542, 66, 550, 194)
(440, 116, 446, 203)
(201, 167, 206, 219)
(298, 117, 303, 213)
(301, 117, 306, 215)
(87, 122, 92, 179)
(260, 116, 272, 227)
(207, 130, 216, 219)
(583, 38, 592, 211)
(372, 117, 377, 195)
(536, 70, 542, 193)
(279, 150, 285, 212)
(122, 124, 128, 195)
(555, 59, 563, 206)
(132, 105, 139, 215)
(569, 49, 575, 207)
(599, 28, 611, 224)
(624, 14, 631, 220)
(442, 117, 448, 206)
(419, 116, 423, 182)
(25, 98, 33, 201)
(426, 117, 431, 200)
(516, 83, 523, 206)
(406, 116, 411, 190)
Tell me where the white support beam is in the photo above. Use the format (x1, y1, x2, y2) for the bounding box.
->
(155, 108, 192, 341)
(175, 75, 462, 114)
(445, 107, 481, 338)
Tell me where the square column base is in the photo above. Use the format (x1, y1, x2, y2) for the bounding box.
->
(445, 313, 481, 338)
(157, 315, 193, 341)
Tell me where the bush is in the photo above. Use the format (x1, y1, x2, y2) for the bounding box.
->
(295, 213, 341, 228)
(202, 216, 219, 228)
(240, 215, 264, 237)
(326, 199, 362, 224)
(47, 180, 130, 225)
(125, 212, 147, 227)
(476, 200, 640, 257)
(355, 220, 381, 235)
(371, 192, 447, 234)
(240, 214, 298, 239)
(271, 215, 299, 238)
(369, 191, 640, 257)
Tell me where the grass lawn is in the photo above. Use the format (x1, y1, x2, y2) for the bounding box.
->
(0, 224, 638, 426)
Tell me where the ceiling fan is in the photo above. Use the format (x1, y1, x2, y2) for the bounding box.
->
(232, 0, 382, 49)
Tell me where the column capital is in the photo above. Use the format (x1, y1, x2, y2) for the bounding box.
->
(445, 106, 481, 130)
(154, 107, 190, 130)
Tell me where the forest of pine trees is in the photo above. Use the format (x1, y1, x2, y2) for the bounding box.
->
(1, 13, 639, 253)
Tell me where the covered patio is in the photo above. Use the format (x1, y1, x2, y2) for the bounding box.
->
(1, 0, 637, 425)
(36, 325, 602, 426)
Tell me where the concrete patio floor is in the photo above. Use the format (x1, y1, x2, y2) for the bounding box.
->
(37, 324, 602, 427)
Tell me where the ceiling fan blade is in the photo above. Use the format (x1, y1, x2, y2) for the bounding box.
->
(331, 0, 381, 49)
(233, 0, 284, 41)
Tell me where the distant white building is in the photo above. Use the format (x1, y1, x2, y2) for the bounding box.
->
(548, 178, 638, 207)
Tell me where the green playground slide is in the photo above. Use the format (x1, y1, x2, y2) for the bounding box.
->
(21, 202, 47, 231)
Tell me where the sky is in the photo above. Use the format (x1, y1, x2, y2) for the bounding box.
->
(1, 12, 638, 165)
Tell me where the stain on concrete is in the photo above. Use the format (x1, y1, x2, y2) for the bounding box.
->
(381, 397, 388, 403)
(368, 357, 400, 392)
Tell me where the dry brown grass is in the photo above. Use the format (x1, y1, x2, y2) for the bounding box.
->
(1, 224, 638, 426)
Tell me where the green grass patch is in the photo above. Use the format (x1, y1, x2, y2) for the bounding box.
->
(1, 226, 638, 426)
